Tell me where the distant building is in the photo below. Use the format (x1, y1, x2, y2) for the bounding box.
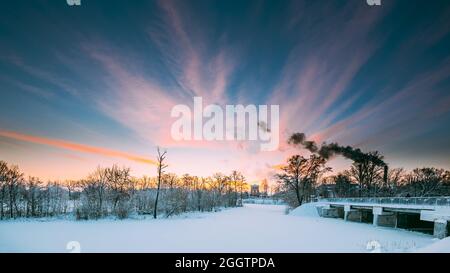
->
(250, 184, 260, 197)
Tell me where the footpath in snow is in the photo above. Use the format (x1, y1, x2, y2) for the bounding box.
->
(0, 203, 446, 253)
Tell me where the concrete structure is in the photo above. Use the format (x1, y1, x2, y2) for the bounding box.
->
(420, 209, 450, 239)
(372, 206, 397, 227)
(318, 205, 344, 218)
(316, 197, 450, 239)
(344, 205, 362, 222)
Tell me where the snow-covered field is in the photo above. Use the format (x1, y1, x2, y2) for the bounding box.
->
(0, 203, 447, 253)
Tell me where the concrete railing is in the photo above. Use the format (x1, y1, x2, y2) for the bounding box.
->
(242, 198, 285, 205)
(320, 197, 450, 207)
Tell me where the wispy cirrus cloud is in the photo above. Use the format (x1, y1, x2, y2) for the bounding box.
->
(4, 55, 80, 97)
(150, 0, 235, 105)
(75, 0, 238, 150)
(269, 1, 385, 140)
(310, 52, 450, 149)
(86, 48, 179, 141)
(81, 47, 238, 152)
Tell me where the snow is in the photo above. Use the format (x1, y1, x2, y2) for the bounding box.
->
(417, 237, 450, 253)
(421, 208, 450, 221)
(0, 203, 440, 253)
(289, 202, 320, 218)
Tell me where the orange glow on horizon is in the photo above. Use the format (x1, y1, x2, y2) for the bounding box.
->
(0, 130, 157, 166)
(270, 164, 284, 170)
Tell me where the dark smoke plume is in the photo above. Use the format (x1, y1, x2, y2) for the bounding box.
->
(289, 132, 389, 185)
(288, 133, 387, 167)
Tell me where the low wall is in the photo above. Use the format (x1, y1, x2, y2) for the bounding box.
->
(374, 213, 397, 227)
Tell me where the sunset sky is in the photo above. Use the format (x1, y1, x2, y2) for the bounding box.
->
(1, 0, 450, 184)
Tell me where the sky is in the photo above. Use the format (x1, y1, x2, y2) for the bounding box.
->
(1, 0, 450, 184)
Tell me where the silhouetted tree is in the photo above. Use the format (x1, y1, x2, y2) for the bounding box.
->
(153, 147, 167, 219)
(0, 161, 8, 219)
(348, 151, 384, 197)
(6, 165, 23, 218)
(277, 155, 330, 207)
(334, 173, 353, 197)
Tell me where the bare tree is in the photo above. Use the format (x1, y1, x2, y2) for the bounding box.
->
(194, 177, 206, 211)
(0, 159, 253, 221)
(230, 171, 243, 206)
(0, 161, 8, 219)
(348, 151, 384, 197)
(404, 168, 445, 197)
(334, 173, 353, 197)
(105, 165, 132, 218)
(276, 155, 330, 207)
(25, 176, 42, 217)
(153, 147, 167, 219)
(89, 167, 109, 217)
(139, 175, 154, 190)
(385, 168, 405, 196)
(210, 173, 229, 208)
(6, 165, 23, 218)
(276, 155, 305, 207)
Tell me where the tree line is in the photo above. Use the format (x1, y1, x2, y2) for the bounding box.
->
(0, 151, 248, 220)
(275, 153, 450, 208)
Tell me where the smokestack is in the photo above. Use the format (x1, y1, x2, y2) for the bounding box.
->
(383, 165, 389, 185)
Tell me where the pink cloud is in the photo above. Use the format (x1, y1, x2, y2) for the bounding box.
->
(150, 0, 235, 105)
(0, 130, 157, 165)
(268, 3, 385, 141)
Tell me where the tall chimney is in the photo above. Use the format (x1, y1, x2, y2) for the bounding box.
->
(383, 165, 388, 185)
